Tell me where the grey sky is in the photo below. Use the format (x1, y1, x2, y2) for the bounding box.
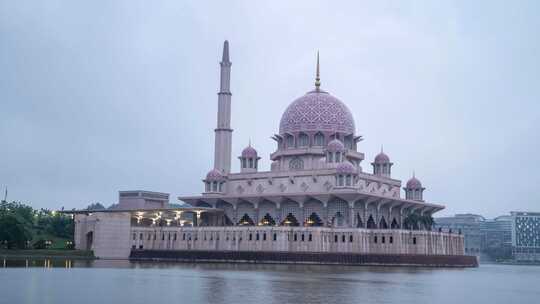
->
(1, 1, 539, 218)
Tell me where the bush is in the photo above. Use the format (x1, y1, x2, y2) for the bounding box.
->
(33, 239, 47, 249)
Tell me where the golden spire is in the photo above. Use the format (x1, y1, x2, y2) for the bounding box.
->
(315, 51, 321, 90)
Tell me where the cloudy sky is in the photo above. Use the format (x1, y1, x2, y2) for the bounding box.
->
(1, 1, 539, 218)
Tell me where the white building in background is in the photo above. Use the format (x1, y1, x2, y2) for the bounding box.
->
(511, 211, 540, 262)
(71, 41, 467, 263)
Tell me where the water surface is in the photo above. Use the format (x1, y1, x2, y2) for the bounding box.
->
(1, 259, 538, 304)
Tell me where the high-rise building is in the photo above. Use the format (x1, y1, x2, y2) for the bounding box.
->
(511, 212, 540, 262)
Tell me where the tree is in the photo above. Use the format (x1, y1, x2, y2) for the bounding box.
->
(0, 214, 32, 249)
(86, 203, 105, 210)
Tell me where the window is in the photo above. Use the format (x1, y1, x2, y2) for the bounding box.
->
(342, 235, 346, 243)
(139, 233, 143, 240)
(346, 175, 352, 186)
(249, 233, 253, 241)
(382, 236, 385, 244)
(162, 234, 165, 241)
(263, 233, 267, 241)
(242, 158, 247, 168)
(413, 237, 417, 245)
(349, 235, 353, 243)
(183, 233, 186, 240)
(301, 234, 305, 242)
(174, 233, 177, 241)
(298, 133, 309, 147)
(294, 234, 298, 241)
(314, 133, 324, 146)
(338, 175, 344, 186)
(168, 233, 171, 240)
(334, 235, 338, 243)
(390, 236, 393, 244)
(309, 234, 313, 242)
(286, 134, 294, 148)
(273, 233, 277, 241)
(289, 157, 304, 170)
(212, 182, 217, 192)
(374, 236, 378, 243)
(133, 233, 136, 241)
(139, 245, 143, 249)
(256, 233, 260, 241)
(249, 158, 253, 168)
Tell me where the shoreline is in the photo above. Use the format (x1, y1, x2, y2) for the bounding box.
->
(0, 249, 95, 260)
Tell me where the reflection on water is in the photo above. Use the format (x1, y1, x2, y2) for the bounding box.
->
(1, 258, 539, 304)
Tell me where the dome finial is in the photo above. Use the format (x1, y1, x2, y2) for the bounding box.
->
(315, 51, 321, 90)
(381, 145, 384, 153)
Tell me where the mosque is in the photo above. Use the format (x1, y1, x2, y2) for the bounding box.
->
(70, 41, 473, 266)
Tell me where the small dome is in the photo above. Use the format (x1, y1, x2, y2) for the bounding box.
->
(206, 169, 226, 181)
(241, 145, 258, 158)
(406, 176, 422, 189)
(327, 139, 345, 152)
(336, 161, 357, 175)
(374, 151, 390, 163)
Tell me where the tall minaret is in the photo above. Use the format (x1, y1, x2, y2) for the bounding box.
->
(213, 40, 233, 174)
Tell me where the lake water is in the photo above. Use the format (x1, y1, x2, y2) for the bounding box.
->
(1, 259, 539, 304)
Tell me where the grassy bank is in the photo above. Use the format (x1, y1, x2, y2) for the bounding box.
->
(0, 249, 94, 259)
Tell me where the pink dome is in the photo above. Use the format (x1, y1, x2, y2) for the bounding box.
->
(374, 152, 390, 163)
(336, 161, 357, 174)
(279, 90, 355, 135)
(206, 169, 225, 181)
(406, 176, 422, 189)
(241, 145, 258, 158)
(327, 139, 345, 152)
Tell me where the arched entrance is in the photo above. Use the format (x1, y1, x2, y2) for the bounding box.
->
(86, 231, 93, 250)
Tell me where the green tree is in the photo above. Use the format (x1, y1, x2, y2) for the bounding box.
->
(0, 214, 32, 249)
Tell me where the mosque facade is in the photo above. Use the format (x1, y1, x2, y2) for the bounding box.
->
(71, 41, 470, 265)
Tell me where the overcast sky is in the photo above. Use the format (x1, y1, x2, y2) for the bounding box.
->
(1, 1, 539, 218)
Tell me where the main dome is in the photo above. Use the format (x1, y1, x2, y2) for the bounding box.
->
(279, 90, 356, 135)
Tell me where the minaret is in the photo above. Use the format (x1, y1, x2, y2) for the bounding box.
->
(214, 40, 233, 174)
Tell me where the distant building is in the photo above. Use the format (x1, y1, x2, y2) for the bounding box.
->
(511, 212, 540, 262)
(434, 214, 484, 256)
(480, 216, 512, 260)
(116, 191, 169, 210)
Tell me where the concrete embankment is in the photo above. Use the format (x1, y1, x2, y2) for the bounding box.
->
(130, 250, 478, 267)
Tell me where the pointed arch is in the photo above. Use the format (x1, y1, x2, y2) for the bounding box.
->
(281, 213, 299, 226)
(259, 213, 276, 226)
(298, 132, 309, 147)
(306, 212, 323, 227)
(391, 218, 400, 229)
(356, 213, 364, 228)
(366, 215, 377, 229)
(238, 213, 255, 226)
(379, 216, 388, 229)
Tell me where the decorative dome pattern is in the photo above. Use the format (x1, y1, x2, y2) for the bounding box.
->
(406, 176, 422, 189)
(241, 146, 258, 158)
(327, 139, 345, 152)
(374, 152, 390, 163)
(336, 161, 357, 175)
(206, 169, 226, 181)
(279, 90, 355, 135)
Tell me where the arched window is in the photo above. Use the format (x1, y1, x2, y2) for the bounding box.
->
(346, 175, 352, 186)
(286, 134, 295, 148)
(212, 182, 217, 192)
(344, 135, 353, 149)
(242, 158, 247, 168)
(314, 132, 324, 146)
(298, 133, 309, 147)
(338, 175, 344, 186)
(248, 158, 253, 168)
(289, 157, 304, 170)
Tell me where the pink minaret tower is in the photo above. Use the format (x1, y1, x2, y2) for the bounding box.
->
(214, 40, 233, 174)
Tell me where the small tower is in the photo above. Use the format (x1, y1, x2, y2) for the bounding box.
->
(372, 146, 393, 178)
(326, 139, 346, 163)
(404, 173, 425, 201)
(204, 169, 226, 193)
(335, 161, 357, 187)
(239, 143, 260, 173)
